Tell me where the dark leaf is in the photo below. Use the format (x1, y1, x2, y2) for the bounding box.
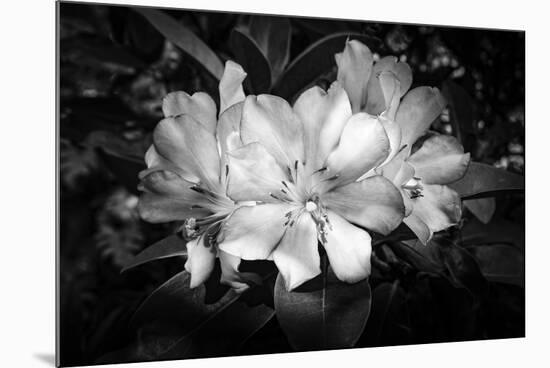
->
(461, 217, 524, 250)
(121, 234, 186, 273)
(160, 299, 274, 359)
(61, 36, 144, 75)
(464, 197, 496, 224)
(85, 130, 148, 162)
(85, 130, 147, 193)
(135, 8, 224, 79)
(448, 162, 524, 199)
(125, 10, 165, 61)
(131, 270, 233, 328)
(60, 97, 142, 140)
(291, 18, 362, 37)
(272, 33, 381, 100)
(385, 241, 445, 275)
(372, 223, 417, 245)
(362, 281, 410, 345)
(442, 80, 477, 143)
(131, 270, 274, 359)
(230, 28, 272, 94)
(249, 16, 291, 82)
(274, 265, 371, 350)
(437, 239, 488, 297)
(466, 243, 524, 287)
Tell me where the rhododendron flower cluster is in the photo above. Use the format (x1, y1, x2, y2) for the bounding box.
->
(137, 40, 469, 292)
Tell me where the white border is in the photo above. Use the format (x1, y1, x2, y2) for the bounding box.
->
(2, 0, 548, 367)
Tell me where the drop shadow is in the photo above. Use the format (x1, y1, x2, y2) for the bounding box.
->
(33, 353, 56, 366)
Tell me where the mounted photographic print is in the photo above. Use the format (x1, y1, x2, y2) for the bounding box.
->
(57, 1, 525, 366)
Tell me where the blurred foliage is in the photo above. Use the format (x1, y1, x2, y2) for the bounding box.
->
(58, 2, 524, 366)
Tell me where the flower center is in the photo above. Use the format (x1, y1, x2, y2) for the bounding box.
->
(305, 201, 318, 212)
(402, 177, 424, 199)
(305, 195, 332, 245)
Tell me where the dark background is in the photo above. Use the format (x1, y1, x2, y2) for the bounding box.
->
(58, 1, 525, 366)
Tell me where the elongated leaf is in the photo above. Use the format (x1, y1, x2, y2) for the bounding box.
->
(272, 33, 381, 100)
(135, 8, 224, 79)
(230, 28, 272, 94)
(442, 80, 476, 143)
(121, 234, 186, 273)
(132, 270, 235, 328)
(274, 265, 371, 350)
(249, 16, 291, 82)
(464, 197, 496, 224)
(466, 243, 524, 287)
(448, 162, 524, 199)
(160, 299, 274, 359)
(131, 270, 274, 359)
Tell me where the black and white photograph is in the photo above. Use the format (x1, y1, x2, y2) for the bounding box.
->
(55, 1, 527, 366)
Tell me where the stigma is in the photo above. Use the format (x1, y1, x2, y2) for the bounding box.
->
(305, 201, 318, 212)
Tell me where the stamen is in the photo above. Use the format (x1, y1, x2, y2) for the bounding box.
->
(323, 174, 340, 182)
(286, 166, 294, 183)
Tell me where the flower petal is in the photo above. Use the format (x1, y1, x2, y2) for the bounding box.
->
(395, 86, 447, 150)
(335, 40, 373, 113)
(407, 134, 470, 184)
(217, 102, 243, 182)
(408, 184, 462, 244)
(184, 236, 216, 288)
(324, 175, 405, 235)
(241, 94, 304, 169)
(137, 170, 212, 222)
(138, 168, 223, 214)
(218, 203, 292, 260)
(325, 113, 390, 188)
(378, 114, 402, 166)
(139, 169, 195, 196)
(323, 211, 372, 283)
(377, 148, 411, 185)
(153, 115, 221, 191)
(162, 91, 217, 134)
(293, 83, 352, 170)
(366, 56, 412, 116)
(226, 142, 290, 203)
(403, 214, 432, 245)
(219, 250, 262, 292)
(272, 213, 321, 291)
(138, 196, 209, 224)
(219, 60, 247, 115)
(144, 145, 200, 183)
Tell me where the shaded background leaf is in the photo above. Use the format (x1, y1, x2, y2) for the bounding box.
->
(230, 28, 272, 94)
(248, 15, 292, 83)
(274, 265, 372, 350)
(272, 33, 382, 100)
(449, 162, 524, 198)
(135, 8, 224, 79)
